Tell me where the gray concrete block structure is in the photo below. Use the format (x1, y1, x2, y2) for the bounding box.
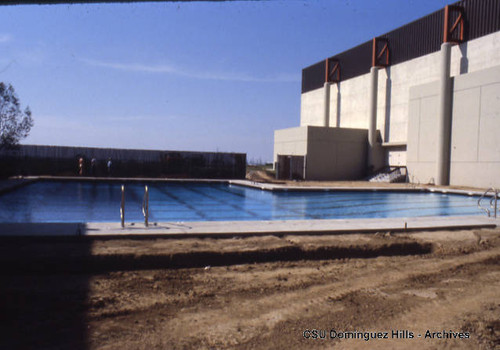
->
(274, 0, 500, 187)
(274, 126, 367, 180)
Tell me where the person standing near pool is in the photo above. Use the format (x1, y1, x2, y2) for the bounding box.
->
(107, 158, 112, 176)
(78, 157, 84, 176)
(90, 158, 97, 177)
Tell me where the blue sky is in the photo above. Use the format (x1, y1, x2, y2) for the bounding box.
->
(0, 0, 456, 163)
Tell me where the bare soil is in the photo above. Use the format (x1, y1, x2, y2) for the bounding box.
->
(1, 227, 499, 349)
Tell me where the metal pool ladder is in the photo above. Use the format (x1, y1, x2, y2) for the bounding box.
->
(142, 185, 149, 227)
(477, 187, 498, 218)
(119, 185, 150, 227)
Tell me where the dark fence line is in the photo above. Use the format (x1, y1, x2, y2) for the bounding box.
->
(302, 0, 500, 93)
(0, 145, 246, 179)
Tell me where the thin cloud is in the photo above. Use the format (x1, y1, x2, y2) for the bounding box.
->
(81, 58, 176, 74)
(106, 115, 179, 122)
(80, 57, 299, 83)
(0, 34, 12, 43)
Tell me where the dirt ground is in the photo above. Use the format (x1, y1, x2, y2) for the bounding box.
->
(1, 227, 499, 350)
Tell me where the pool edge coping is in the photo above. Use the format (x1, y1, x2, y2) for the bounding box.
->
(1, 216, 497, 238)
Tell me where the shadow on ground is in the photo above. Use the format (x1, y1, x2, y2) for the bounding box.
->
(0, 235, 433, 349)
(0, 238, 91, 350)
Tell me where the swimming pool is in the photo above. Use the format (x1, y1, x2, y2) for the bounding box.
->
(0, 180, 484, 223)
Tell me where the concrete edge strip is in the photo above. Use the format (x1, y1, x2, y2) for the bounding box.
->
(15, 175, 228, 183)
(1, 216, 497, 238)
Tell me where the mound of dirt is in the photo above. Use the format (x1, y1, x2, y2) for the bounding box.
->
(246, 169, 281, 183)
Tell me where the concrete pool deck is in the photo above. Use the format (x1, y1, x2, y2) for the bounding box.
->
(0, 176, 498, 237)
(0, 216, 497, 238)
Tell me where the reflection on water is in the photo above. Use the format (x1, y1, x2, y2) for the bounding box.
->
(0, 181, 482, 223)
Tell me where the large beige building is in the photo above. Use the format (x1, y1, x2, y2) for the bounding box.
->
(274, 0, 500, 188)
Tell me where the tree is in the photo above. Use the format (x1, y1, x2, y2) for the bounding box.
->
(0, 82, 33, 149)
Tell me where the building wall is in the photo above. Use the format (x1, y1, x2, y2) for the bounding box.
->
(273, 127, 309, 162)
(278, 0, 499, 185)
(300, 31, 500, 148)
(407, 65, 500, 188)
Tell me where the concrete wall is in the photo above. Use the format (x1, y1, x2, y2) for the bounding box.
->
(273, 127, 309, 161)
(300, 31, 500, 167)
(306, 127, 367, 180)
(407, 65, 500, 188)
(274, 126, 367, 181)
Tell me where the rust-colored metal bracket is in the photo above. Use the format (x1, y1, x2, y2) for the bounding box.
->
(325, 58, 340, 83)
(372, 37, 389, 67)
(443, 5, 464, 44)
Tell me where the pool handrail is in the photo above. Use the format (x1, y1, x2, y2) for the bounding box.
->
(477, 187, 498, 218)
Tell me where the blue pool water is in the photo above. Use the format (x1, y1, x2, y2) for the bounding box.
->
(0, 181, 482, 223)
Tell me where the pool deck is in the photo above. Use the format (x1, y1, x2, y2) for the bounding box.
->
(0, 216, 498, 238)
(0, 176, 498, 238)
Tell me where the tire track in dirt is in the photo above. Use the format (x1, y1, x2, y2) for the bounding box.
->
(156, 247, 500, 349)
(332, 261, 500, 349)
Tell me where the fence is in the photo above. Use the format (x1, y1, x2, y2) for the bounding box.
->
(0, 145, 246, 179)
